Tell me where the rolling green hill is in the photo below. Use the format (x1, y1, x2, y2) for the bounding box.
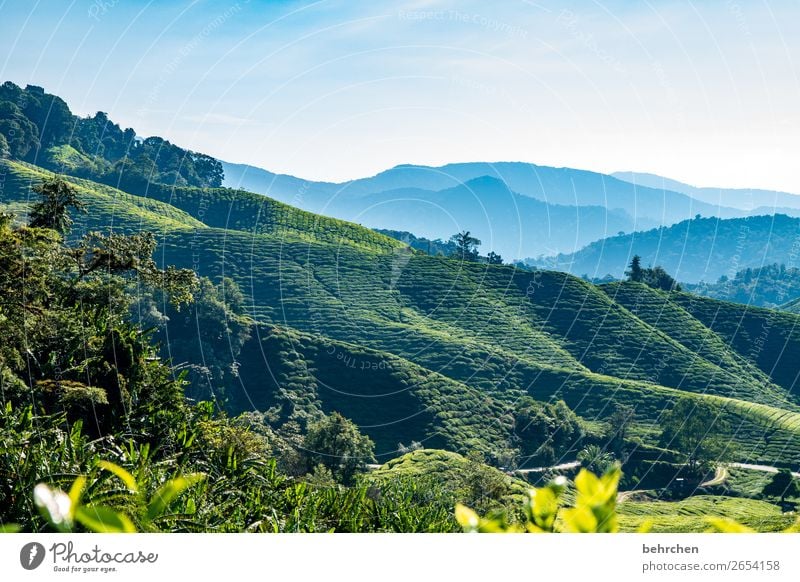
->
(3, 159, 800, 468)
(0, 159, 204, 232)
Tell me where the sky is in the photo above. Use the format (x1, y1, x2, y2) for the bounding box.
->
(1, 0, 799, 192)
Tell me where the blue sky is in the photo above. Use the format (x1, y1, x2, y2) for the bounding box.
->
(1, 0, 799, 191)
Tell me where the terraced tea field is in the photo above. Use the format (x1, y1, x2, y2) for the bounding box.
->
(3, 160, 800, 467)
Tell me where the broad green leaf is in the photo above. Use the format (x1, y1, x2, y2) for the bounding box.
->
(561, 506, 597, 533)
(454, 504, 479, 531)
(0, 524, 21, 533)
(600, 467, 622, 497)
(75, 504, 136, 533)
(574, 469, 600, 499)
(527, 487, 558, 531)
(97, 460, 138, 493)
(146, 473, 205, 521)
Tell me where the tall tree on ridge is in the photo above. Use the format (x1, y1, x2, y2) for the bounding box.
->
(625, 255, 644, 282)
(450, 230, 481, 262)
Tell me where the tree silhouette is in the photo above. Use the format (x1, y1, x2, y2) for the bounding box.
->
(303, 411, 376, 484)
(625, 255, 643, 282)
(450, 231, 481, 262)
(486, 251, 503, 265)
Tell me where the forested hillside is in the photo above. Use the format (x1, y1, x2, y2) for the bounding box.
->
(687, 263, 800, 308)
(531, 214, 800, 283)
(0, 82, 223, 192)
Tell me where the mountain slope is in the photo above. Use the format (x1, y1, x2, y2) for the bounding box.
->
(1, 159, 204, 233)
(156, 225, 800, 463)
(531, 214, 800, 283)
(0, 159, 402, 253)
(613, 171, 800, 212)
(319, 176, 639, 258)
(5, 160, 800, 466)
(223, 160, 746, 228)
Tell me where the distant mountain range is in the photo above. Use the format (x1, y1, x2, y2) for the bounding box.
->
(529, 214, 800, 284)
(612, 171, 800, 213)
(224, 160, 800, 260)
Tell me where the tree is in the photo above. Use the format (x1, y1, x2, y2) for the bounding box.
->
(659, 398, 729, 477)
(28, 177, 86, 233)
(577, 444, 615, 476)
(762, 469, 799, 503)
(0, 212, 198, 438)
(643, 265, 681, 292)
(607, 404, 635, 457)
(625, 255, 643, 282)
(513, 397, 583, 465)
(152, 276, 252, 402)
(18, 85, 74, 149)
(191, 152, 225, 187)
(303, 412, 376, 483)
(449, 231, 481, 262)
(486, 251, 503, 265)
(461, 450, 510, 511)
(0, 100, 40, 159)
(0, 133, 9, 158)
(68, 231, 197, 306)
(624, 255, 682, 291)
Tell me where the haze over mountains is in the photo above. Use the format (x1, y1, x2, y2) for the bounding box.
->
(223, 160, 800, 261)
(613, 171, 800, 213)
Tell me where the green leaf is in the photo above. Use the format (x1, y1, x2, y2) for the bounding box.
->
(454, 503, 479, 531)
(97, 460, 138, 493)
(75, 505, 136, 533)
(0, 524, 21, 533)
(527, 487, 559, 531)
(146, 473, 205, 522)
(561, 506, 598, 533)
(68, 475, 87, 513)
(706, 517, 754, 533)
(574, 469, 600, 498)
